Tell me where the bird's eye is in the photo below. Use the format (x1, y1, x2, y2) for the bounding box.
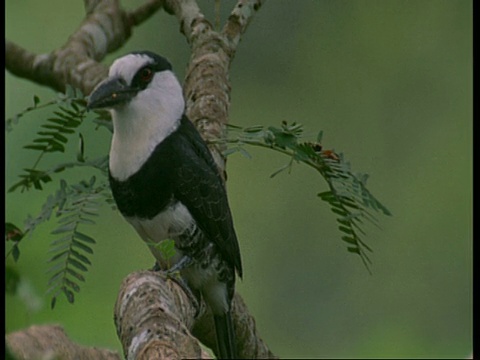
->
(140, 67, 153, 82)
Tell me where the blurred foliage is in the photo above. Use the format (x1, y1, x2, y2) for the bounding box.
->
(5, 0, 472, 359)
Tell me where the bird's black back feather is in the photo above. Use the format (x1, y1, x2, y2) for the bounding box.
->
(172, 117, 243, 278)
(109, 116, 243, 278)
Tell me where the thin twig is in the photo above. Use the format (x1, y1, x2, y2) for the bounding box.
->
(128, 0, 165, 25)
(223, 0, 266, 50)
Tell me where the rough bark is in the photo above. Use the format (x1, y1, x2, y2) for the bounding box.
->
(5, 325, 121, 360)
(114, 271, 277, 359)
(6, 0, 275, 359)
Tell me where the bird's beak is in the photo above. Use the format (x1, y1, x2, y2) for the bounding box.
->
(87, 77, 136, 110)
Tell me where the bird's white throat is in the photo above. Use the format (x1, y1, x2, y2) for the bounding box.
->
(109, 71, 185, 181)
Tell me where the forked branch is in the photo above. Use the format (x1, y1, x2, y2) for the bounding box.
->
(5, 1, 274, 359)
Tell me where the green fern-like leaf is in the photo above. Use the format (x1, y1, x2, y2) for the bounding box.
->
(46, 176, 106, 308)
(9, 94, 88, 193)
(91, 109, 113, 133)
(6, 96, 54, 132)
(220, 121, 391, 271)
(6, 90, 112, 306)
(8, 154, 108, 194)
(23, 179, 69, 234)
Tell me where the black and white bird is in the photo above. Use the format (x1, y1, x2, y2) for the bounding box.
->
(87, 51, 242, 359)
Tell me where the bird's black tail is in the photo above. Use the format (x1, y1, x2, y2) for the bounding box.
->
(214, 311, 237, 359)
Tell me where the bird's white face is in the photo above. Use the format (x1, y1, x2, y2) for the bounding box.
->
(89, 52, 185, 180)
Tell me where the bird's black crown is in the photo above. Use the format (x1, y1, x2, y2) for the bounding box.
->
(131, 50, 173, 72)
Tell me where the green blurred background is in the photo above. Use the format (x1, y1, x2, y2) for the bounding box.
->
(5, 0, 472, 358)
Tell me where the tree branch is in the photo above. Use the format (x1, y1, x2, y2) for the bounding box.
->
(164, 0, 206, 41)
(127, 0, 164, 26)
(114, 271, 211, 359)
(6, 271, 277, 360)
(223, 0, 266, 50)
(115, 271, 277, 359)
(6, 325, 122, 360)
(5, 0, 166, 94)
(167, 0, 266, 176)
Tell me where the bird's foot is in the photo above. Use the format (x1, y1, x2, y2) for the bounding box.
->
(150, 254, 192, 275)
(169, 254, 194, 273)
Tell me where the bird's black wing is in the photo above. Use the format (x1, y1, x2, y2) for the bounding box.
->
(171, 117, 243, 278)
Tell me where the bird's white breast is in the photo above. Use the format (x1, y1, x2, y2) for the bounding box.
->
(127, 203, 229, 314)
(126, 202, 194, 265)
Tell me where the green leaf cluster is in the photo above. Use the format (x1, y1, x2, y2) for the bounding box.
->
(6, 90, 112, 306)
(9, 92, 86, 192)
(47, 177, 106, 308)
(220, 121, 392, 271)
